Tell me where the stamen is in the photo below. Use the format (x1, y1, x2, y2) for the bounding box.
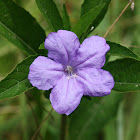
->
(65, 65, 73, 72)
(65, 65, 77, 79)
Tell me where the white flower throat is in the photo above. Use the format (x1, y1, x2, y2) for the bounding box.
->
(65, 65, 77, 79)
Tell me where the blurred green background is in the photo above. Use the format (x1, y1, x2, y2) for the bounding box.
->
(0, 0, 140, 140)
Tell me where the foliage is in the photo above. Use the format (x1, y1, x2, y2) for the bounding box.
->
(0, 0, 139, 139)
(0, 0, 46, 55)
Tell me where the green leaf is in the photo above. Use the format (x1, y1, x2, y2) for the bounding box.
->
(69, 91, 123, 140)
(0, 56, 37, 100)
(38, 42, 48, 56)
(107, 42, 140, 60)
(81, 0, 111, 29)
(104, 58, 140, 92)
(44, 90, 51, 99)
(79, 0, 111, 40)
(72, 4, 105, 39)
(62, 4, 71, 30)
(0, 0, 46, 55)
(36, 0, 63, 31)
(39, 42, 45, 50)
(81, 0, 110, 16)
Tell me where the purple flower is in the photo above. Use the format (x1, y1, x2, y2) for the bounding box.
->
(28, 30, 114, 115)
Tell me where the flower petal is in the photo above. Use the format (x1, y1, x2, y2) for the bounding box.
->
(76, 68, 114, 97)
(50, 76, 83, 115)
(72, 36, 110, 69)
(28, 56, 64, 90)
(45, 30, 80, 66)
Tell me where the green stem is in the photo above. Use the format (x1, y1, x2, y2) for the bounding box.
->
(60, 114, 67, 140)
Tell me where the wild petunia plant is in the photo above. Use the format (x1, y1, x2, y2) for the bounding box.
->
(28, 30, 114, 115)
(0, 0, 139, 139)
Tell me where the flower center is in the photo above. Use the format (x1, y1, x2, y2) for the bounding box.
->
(65, 65, 77, 79)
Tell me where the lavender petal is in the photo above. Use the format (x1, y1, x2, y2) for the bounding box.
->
(50, 76, 83, 115)
(72, 36, 110, 69)
(28, 56, 64, 90)
(45, 30, 80, 66)
(76, 68, 114, 97)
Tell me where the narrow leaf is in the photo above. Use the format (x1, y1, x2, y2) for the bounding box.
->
(107, 42, 140, 61)
(72, 4, 105, 38)
(81, 0, 111, 29)
(62, 4, 71, 30)
(0, 0, 46, 55)
(81, 0, 110, 16)
(69, 92, 123, 140)
(36, 0, 63, 31)
(104, 58, 140, 92)
(0, 56, 37, 100)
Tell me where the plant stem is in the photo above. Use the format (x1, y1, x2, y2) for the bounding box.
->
(31, 107, 53, 140)
(103, 0, 134, 38)
(25, 93, 43, 140)
(60, 114, 67, 140)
